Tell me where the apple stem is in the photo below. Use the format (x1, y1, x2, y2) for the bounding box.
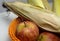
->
(24, 21, 26, 27)
(19, 16, 27, 27)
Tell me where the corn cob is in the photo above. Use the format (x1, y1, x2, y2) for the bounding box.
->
(28, 0, 51, 10)
(4, 2, 60, 32)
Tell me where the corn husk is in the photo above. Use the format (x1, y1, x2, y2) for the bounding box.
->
(4, 2, 60, 32)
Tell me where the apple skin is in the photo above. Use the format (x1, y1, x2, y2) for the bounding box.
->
(16, 21, 39, 41)
(38, 32, 59, 41)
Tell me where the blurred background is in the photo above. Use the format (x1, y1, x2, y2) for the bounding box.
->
(0, 0, 27, 13)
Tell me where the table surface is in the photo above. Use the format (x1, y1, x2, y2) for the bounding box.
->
(0, 12, 18, 41)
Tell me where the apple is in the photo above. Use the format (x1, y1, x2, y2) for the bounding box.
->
(16, 21, 39, 41)
(37, 32, 59, 41)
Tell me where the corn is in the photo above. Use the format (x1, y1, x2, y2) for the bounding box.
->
(28, 0, 51, 10)
(4, 2, 60, 32)
(53, 0, 60, 16)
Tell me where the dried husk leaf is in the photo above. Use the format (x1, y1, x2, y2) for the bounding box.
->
(4, 2, 60, 32)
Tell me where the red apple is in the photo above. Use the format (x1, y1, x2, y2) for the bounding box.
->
(16, 21, 39, 41)
(37, 32, 59, 41)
